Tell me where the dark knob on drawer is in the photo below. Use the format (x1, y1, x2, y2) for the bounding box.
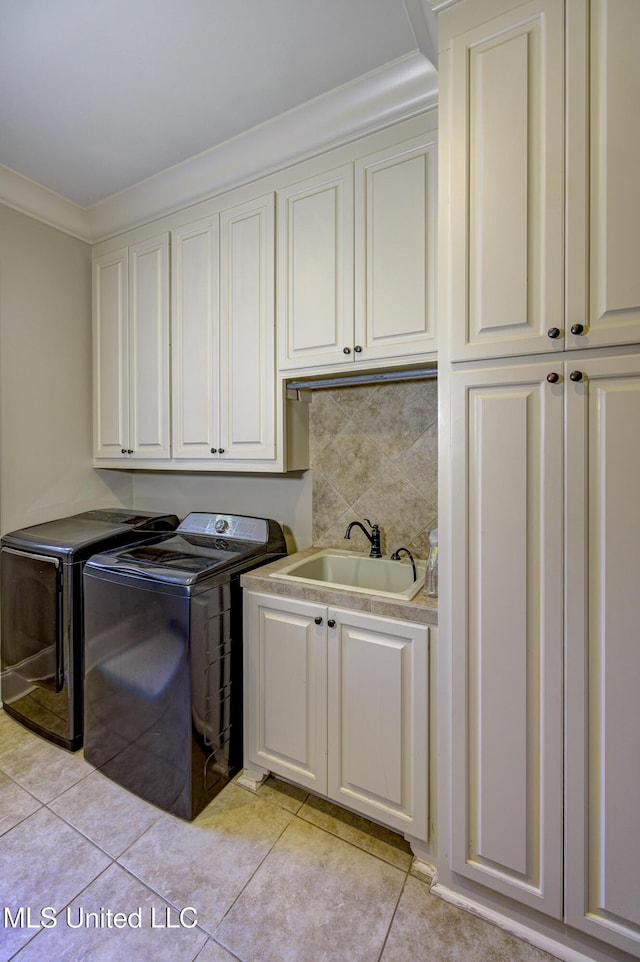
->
(343, 346, 351, 354)
(569, 370, 585, 382)
(547, 327, 561, 339)
(546, 372, 560, 383)
(211, 448, 218, 454)
(354, 345, 363, 353)
(570, 323, 585, 335)
(327, 619, 336, 628)
(314, 616, 323, 626)
(121, 448, 127, 454)
(219, 448, 225, 454)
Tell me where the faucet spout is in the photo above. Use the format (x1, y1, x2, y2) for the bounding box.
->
(343, 519, 382, 558)
(390, 547, 417, 582)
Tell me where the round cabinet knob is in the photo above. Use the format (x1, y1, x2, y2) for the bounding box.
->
(546, 372, 560, 383)
(547, 327, 561, 339)
(210, 448, 218, 454)
(327, 618, 336, 629)
(343, 347, 351, 355)
(121, 448, 127, 455)
(569, 370, 585, 382)
(354, 345, 363, 353)
(218, 448, 225, 454)
(570, 323, 585, 336)
(127, 449, 133, 455)
(314, 616, 323, 626)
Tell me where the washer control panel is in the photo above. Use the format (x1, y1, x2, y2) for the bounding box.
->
(177, 512, 269, 544)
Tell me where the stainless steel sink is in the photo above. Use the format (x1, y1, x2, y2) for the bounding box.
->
(270, 549, 425, 601)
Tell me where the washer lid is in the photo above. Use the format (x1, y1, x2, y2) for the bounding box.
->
(1, 517, 140, 556)
(85, 534, 264, 585)
(0, 509, 178, 557)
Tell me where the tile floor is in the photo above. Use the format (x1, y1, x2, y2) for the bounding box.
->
(0, 709, 557, 962)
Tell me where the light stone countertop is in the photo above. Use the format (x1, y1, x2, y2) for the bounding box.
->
(242, 547, 438, 627)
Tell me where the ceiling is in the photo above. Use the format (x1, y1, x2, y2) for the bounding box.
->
(0, 0, 436, 209)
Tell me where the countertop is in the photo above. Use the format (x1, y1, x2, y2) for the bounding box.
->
(242, 547, 438, 627)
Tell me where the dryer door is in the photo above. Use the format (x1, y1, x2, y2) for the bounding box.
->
(0, 548, 62, 698)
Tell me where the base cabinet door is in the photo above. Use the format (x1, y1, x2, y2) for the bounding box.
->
(327, 608, 428, 839)
(244, 593, 327, 794)
(565, 354, 640, 957)
(450, 361, 564, 917)
(244, 591, 430, 843)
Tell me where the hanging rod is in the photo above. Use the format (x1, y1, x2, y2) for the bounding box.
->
(286, 366, 437, 392)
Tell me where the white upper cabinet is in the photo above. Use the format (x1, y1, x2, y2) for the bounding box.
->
(93, 234, 170, 461)
(448, 0, 640, 361)
(277, 126, 437, 373)
(172, 196, 277, 468)
(354, 138, 437, 363)
(220, 195, 276, 462)
(579, 0, 640, 348)
(448, 0, 565, 360)
(277, 165, 354, 371)
(171, 217, 220, 460)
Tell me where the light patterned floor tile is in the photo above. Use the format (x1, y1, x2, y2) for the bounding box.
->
(119, 783, 293, 934)
(381, 876, 557, 962)
(49, 769, 163, 857)
(215, 816, 405, 962)
(13, 862, 208, 962)
(0, 808, 111, 961)
(0, 771, 41, 837)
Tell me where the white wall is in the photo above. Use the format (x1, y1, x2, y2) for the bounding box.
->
(0, 203, 131, 534)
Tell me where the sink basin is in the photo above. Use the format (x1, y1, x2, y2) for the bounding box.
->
(271, 549, 425, 601)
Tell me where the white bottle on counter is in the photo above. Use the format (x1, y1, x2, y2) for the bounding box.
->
(424, 528, 438, 598)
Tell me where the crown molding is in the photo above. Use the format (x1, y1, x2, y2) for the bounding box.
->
(1, 51, 437, 244)
(0, 165, 91, 242)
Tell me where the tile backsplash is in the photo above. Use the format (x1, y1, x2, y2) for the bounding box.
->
(309, 378, 438, 560)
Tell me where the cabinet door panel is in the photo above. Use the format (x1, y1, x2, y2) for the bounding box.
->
(277, 167, 354, 371)
(171, 218, 219, 458)
(355, 135, 437, 361)
(220, 195, 275, 460)
(93, 249, 129, 459)
(565, 356, 640, 954)
(584, 0, 640, 348)
(327, 609, 428, 839)
(450, 363, 563, 916)
(128, 234, 170, 459)
(244, 593, 327, 794)
(449, 0, 564, 359)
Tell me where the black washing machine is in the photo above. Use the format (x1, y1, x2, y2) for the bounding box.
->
(0, 509, 179, 750)
(82, 511, 287, 820)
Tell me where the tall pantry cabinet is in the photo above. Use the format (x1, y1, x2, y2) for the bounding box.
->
(434, 0, 640, 958)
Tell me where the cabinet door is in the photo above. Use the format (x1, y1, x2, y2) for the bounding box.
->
(450, 362, 563, 916)
(92, 248, 129, 459)
(244, 592, 327, 794)
(171, 217, 220, 460)
(128, 234, 171, 459)
(277, 166, 354, 371)
(565, 355, 640, 955)
(448, 0, 565, 360)
(220, 194, 276, 462)
(355, 133, 437, 362)
(580, 0, 640, 349)
(327, 608, 428, 839)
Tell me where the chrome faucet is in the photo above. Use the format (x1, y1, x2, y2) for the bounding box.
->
(344, 519, 382, 558)
(390, 546, 417, 582)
